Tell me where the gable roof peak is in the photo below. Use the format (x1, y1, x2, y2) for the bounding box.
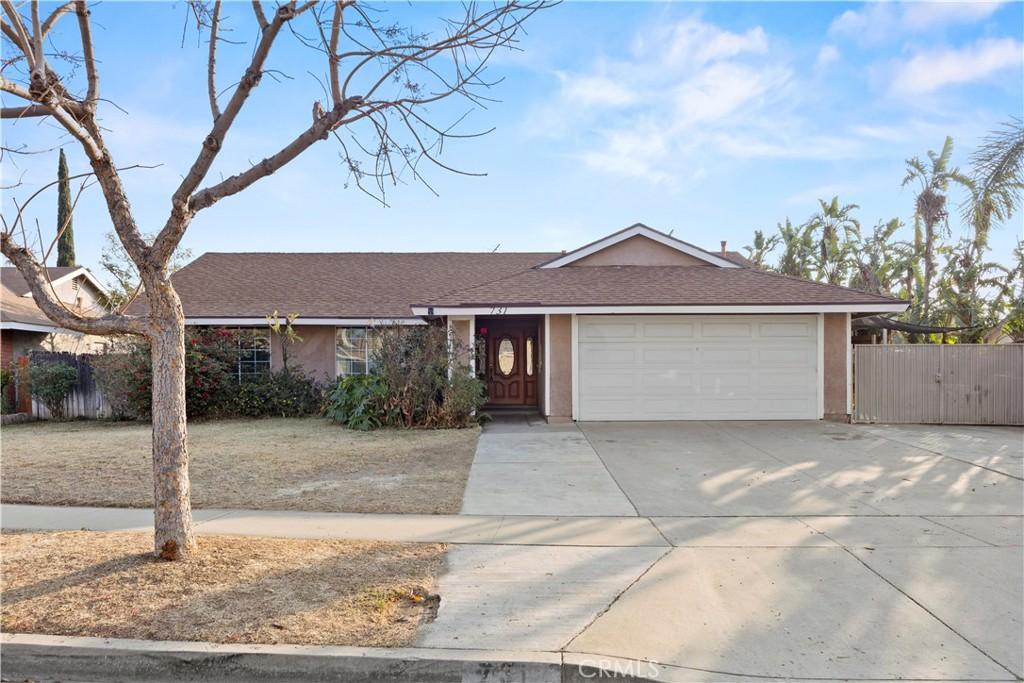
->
(538, 223, 740, 269)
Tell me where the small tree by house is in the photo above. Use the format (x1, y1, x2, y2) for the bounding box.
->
(27, 362, 78, 419)
(1, 0, 550, 560)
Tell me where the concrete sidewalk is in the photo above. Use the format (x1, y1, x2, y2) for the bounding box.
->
(3, 503, 1022, 680)
(0, 504, 666, 546)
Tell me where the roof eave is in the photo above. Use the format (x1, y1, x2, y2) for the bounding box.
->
(411, 302, 910, 316)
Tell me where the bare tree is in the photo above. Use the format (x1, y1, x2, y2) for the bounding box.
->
(1, 0, 549, 560)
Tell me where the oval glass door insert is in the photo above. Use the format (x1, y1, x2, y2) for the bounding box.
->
(497, 337, 515, 376)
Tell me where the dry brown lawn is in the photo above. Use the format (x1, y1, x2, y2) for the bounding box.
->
(0, 418, 478, 514)
(0, 530, 445, 647)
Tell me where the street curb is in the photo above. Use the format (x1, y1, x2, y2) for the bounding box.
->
(0, 633, 653, 682)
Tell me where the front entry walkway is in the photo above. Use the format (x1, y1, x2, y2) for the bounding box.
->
(459, 419, 636, 516)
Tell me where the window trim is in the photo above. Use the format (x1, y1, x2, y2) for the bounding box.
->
(232, 327, 272, 383)
(335, 326, 380, 378)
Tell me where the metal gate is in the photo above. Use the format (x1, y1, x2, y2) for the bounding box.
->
(854, 344, 1024, 425)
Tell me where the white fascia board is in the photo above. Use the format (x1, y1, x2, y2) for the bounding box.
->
(411, 303, 910, 316)
(185, 317, 427, 326)
(0, 321, 60, 333)
(538, 224, 740, 269)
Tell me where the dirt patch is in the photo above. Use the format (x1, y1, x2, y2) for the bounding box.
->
(0, 418, 478, 513)
(0, 530, 445, 647)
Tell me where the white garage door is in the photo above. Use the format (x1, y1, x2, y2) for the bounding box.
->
(577, 315, 819, 421)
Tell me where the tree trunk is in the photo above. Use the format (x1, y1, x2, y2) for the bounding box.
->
(149, 305, 196, 561)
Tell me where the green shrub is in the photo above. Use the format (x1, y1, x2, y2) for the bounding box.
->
(91, 329, 243, 419)
(90, 343, 151, 419)
(327, 325, 486, 430)
(0, 366, 14, 414)
(233, 367, 325, 418)
(325, 374, 390, 430)
(27, 362, 78, 419)
(373, 325, 486, 429)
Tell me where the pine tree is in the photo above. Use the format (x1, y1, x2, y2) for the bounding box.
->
(56, 149, 75, 267)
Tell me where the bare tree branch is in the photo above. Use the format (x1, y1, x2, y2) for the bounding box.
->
(251, 0, 268, 30)
(74, 0, 98, 106)
(41, 1, 75, 36)
(206, 0, 222, 120)
(0, 234, 150, 335)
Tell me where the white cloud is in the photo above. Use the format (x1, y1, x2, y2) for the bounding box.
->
(558, 73, 637, 107)
(674, 63, 792, 125)
(539, 15, 827, 183)
(829, 1, 1005, 43)
(890, 37, 1023, 95)
(816, 45, 840, 70)
(902, 2, 1004, 30)
(661, 20, 768, 67)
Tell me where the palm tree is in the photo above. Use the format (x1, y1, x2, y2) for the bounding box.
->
(963, 117, 1024, 250)
(743, 229, 781, 269)
(774, 218, 816, 279)
(806, 196, 860, 284)
(902, 136, 974, 323)
(935, 239, 1012, 343)
(848, 218, 908, 296)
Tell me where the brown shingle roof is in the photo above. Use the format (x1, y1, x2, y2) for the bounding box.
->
(420, 265, 906, 308)
(155, 252, 557, 318)
(1, 282, 57, 328)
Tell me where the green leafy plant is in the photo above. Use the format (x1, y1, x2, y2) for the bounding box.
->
(325, 374, 390, 430)
(0, 366, 14, 414)
(233, 367, 325, 418)
(27, 362, 78, 419)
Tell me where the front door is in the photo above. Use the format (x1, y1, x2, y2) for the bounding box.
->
(483, 319, 538, 406)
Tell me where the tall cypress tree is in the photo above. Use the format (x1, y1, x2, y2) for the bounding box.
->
(56, 149, 75, 267)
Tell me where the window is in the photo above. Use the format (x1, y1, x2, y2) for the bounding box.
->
(526, 337, 535, 376)
(235, 329, 271, 381)
(336, 327, 380, 377)
(497, 337, 515, 376)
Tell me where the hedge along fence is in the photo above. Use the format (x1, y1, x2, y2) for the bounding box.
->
(28, 351, 111, 420)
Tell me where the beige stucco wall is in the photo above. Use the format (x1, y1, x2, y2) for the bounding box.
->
(546, 314, 572, 421)
(272, 325, 337, 384)
(823, 313, 849, 421)
(570, 236, 710, 267)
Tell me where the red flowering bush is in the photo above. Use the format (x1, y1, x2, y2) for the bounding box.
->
(92, 329, 238, 419)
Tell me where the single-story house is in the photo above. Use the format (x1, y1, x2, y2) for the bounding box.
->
(1, 266, 111, 411)
(164, 224, 908, 422)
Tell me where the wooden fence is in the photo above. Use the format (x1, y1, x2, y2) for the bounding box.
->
(854, 344, 1024, 425)
(29, 351, 111, 419)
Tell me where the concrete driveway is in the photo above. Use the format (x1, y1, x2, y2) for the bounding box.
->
(433, 419, 1024, 681)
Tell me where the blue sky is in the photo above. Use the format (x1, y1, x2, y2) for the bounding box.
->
(2, 1, 1022, 282)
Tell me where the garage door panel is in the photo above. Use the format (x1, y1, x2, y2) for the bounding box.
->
(642, 322, 695, 338)
(579, 344, 636, 365)
(641, 370, 698, 391)
(758, 321, 813, 338)
(757, 347, 815, 365)
(758, 369, 815, 390)
(701, 322, 754, 337)
(584, 372, 636, 390)
(581, 322, 637, 340)
(642, 347, 696, 363)
(578, 315, 819, 421)
(700, 347, 754, 365)
(699, 373, 753, 392)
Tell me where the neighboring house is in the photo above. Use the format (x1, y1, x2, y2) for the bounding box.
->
(162, 224, 907, 422)
(1, 266, 111, 411)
